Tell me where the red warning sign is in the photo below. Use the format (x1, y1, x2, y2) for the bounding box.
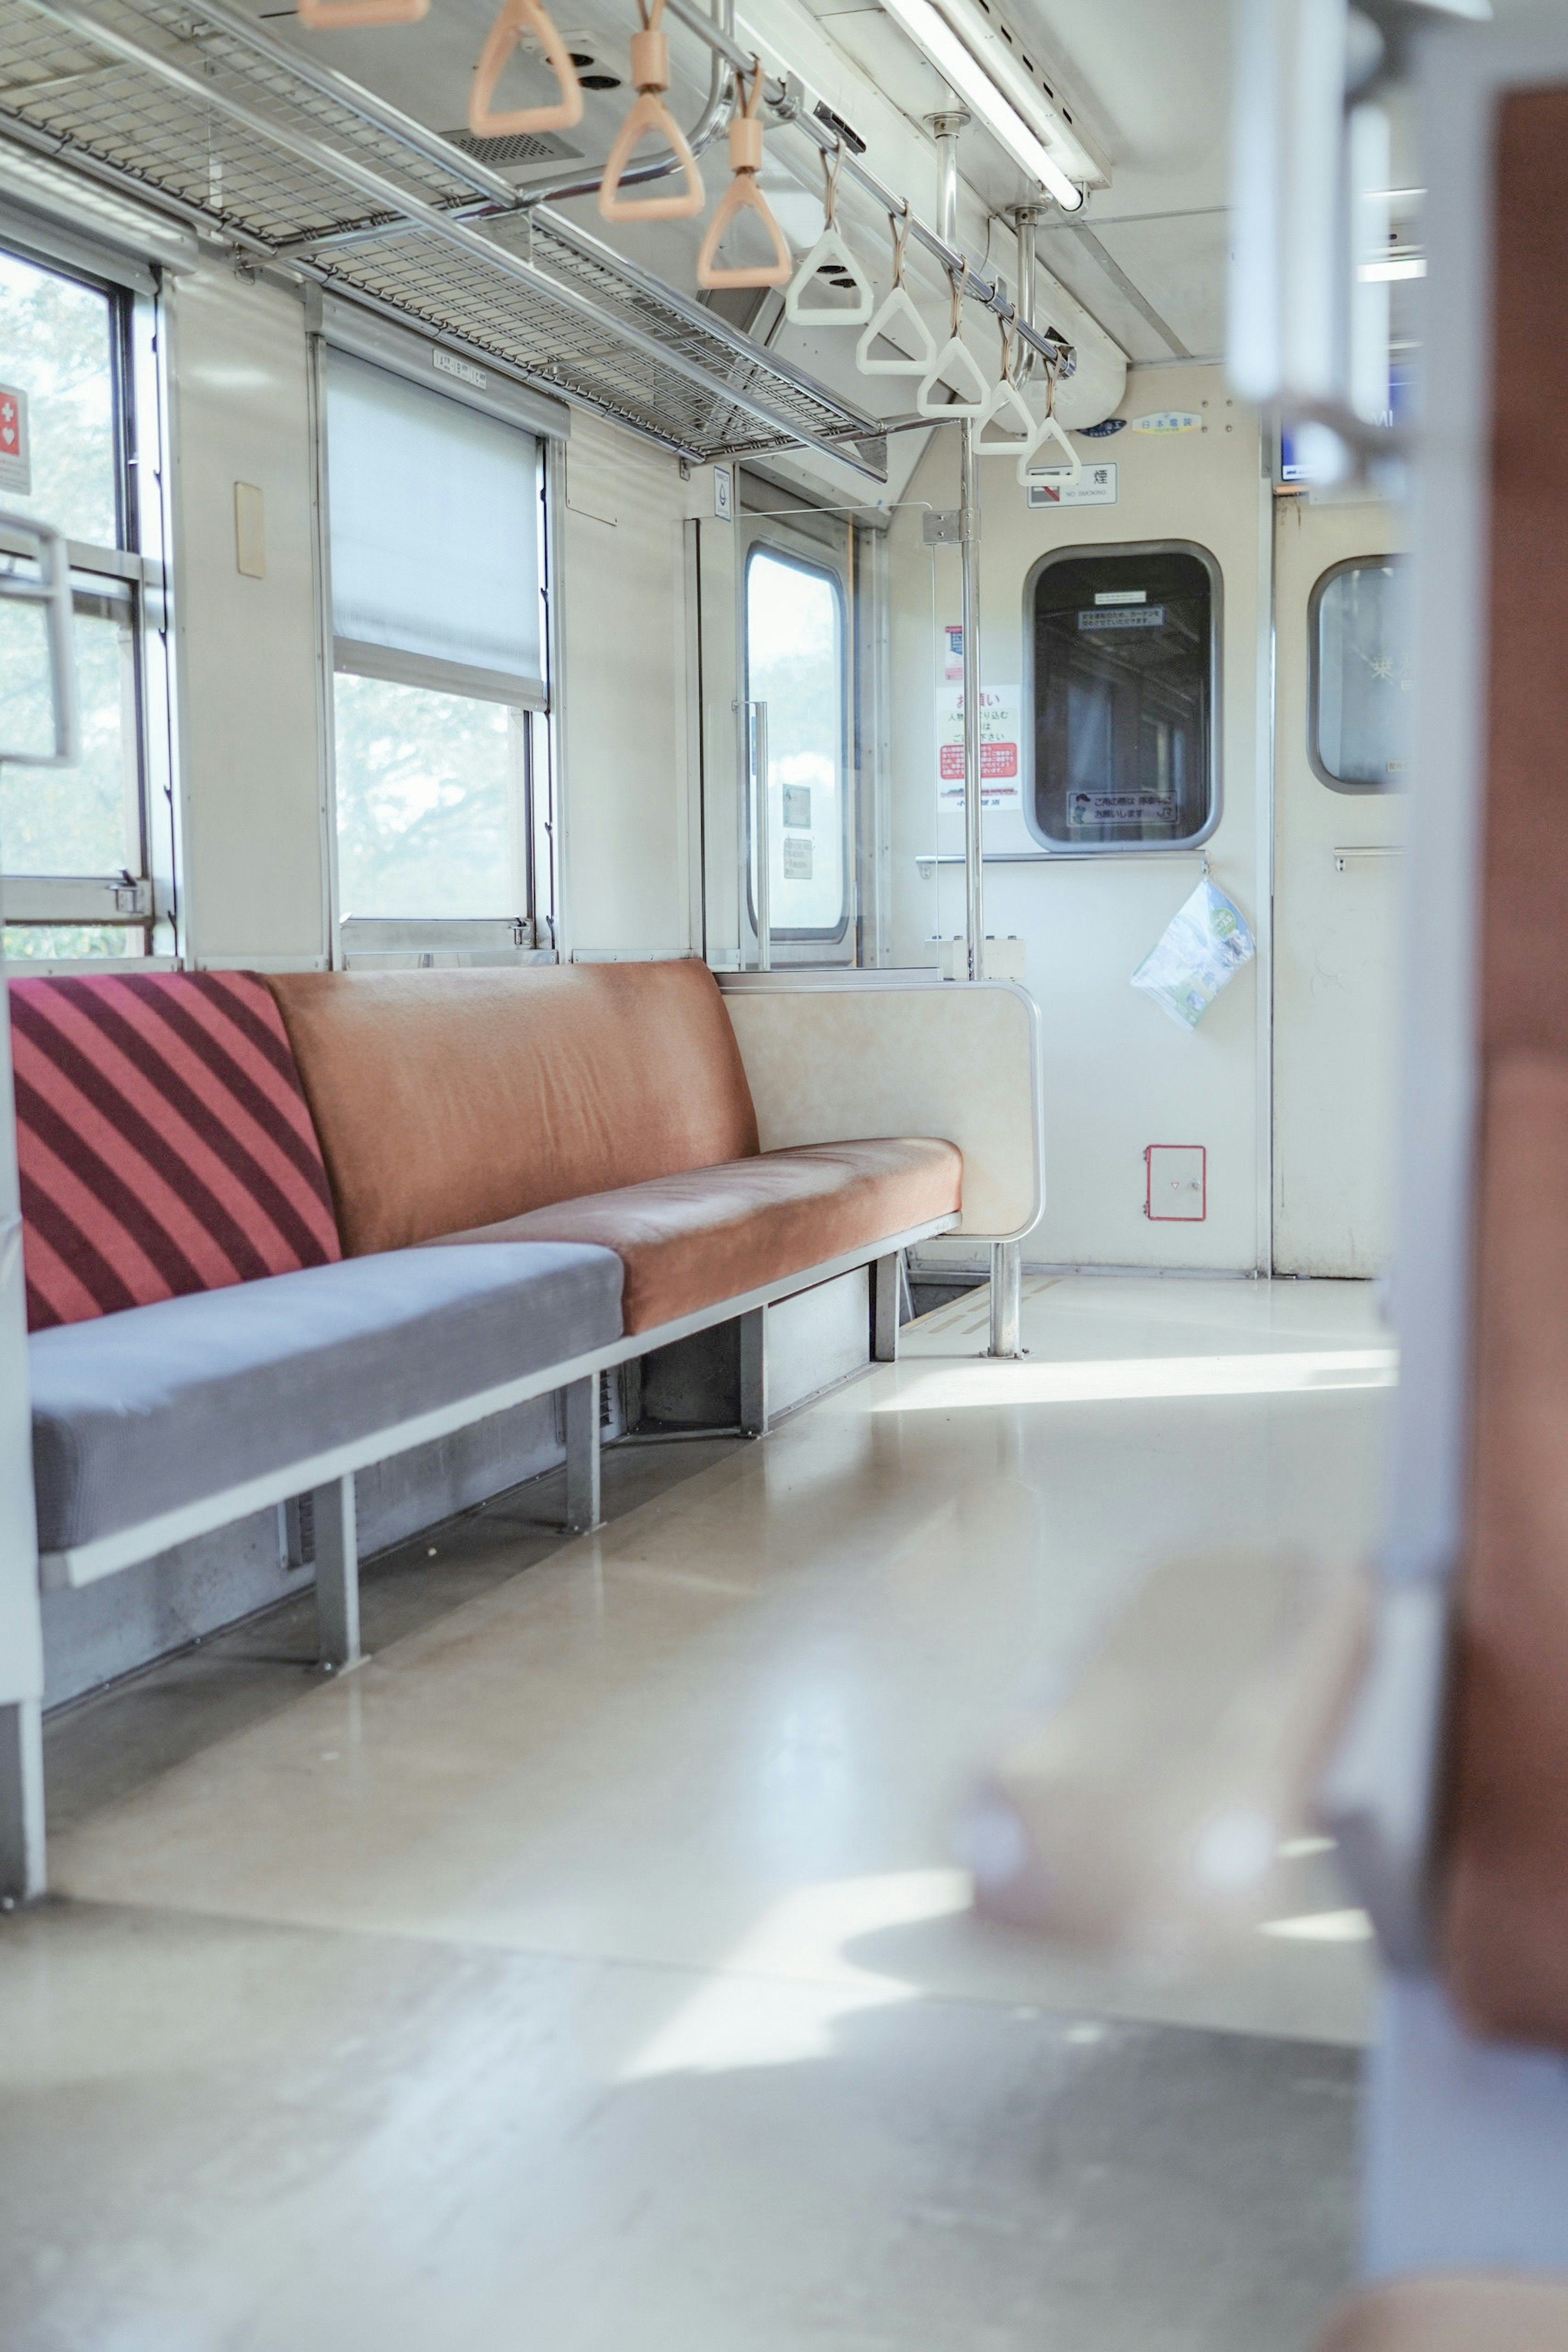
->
(0, 385, 30, 494)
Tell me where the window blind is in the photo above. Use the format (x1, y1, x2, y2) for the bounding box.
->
(326, 348, 544, 707)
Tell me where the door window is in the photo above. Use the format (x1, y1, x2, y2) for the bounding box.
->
(1026, 544, 1218, 850)
(744, 545, 848, 939)
(1309, 555, 1411, 790)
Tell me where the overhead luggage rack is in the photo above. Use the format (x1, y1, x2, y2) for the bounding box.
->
(0, 0, 890, 471)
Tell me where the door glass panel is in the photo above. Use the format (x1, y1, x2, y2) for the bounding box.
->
(1311, 557, 1411, 789)
(1029, 547, 1216, 848)
(333, 672, 528, 919)
(745, 547, 847, 936)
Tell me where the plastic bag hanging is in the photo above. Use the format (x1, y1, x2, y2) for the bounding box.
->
(915, 266, 991, 420)
(468, 0, 583, 137)
(696, 62, 792, 289)
(855, 213, 937, 378)
(784, 147, 874, 324)
(1131, 875, 1256, 1031)
(977, 321, 1038, 457)
(599, 0, 705, 223)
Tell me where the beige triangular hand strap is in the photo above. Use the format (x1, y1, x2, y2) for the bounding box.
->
(468, 0, 584, 138)
(696, 63, 792, 288)
(599, 0, 705, 222)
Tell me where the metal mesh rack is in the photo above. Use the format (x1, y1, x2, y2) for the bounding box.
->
(0, 0, 889, 470)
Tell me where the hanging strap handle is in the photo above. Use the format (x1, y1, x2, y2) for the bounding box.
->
(890, 209, 911, 287)
(820, 144, 841, 230)
(468, 0, 584, 138)
(599, 0, 706, 221)
(298, 0, 427, 31)
(697, 61, 792, 288)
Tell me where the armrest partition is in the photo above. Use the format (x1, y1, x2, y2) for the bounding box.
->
(964, 1547, 1371, 1960)
(718, 975, 1043, 1243)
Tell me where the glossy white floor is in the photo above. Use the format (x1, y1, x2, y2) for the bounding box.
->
(2, 1274, 1392, 2351)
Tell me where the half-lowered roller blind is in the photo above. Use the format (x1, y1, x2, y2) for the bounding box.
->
(326, 347, 544, 707)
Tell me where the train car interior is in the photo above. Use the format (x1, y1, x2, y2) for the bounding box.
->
(4, 0, 1568, 2341)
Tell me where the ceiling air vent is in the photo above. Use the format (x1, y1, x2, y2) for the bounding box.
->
(442, 127, 584, 166)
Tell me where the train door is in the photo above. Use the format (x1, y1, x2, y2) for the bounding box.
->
(1272, 492, 1411, 1275)
(734, 492, 858, 970)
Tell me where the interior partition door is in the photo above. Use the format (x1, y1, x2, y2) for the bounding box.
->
(1272, 490, 1411, 1275)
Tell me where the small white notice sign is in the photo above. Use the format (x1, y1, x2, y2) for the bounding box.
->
(1028, 460, 1116, 508)
(936, 683, 1022, 809)
(0, 384, 30, 494)
(713, 464, 733, 521)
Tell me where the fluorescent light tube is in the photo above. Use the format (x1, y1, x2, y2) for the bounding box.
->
(929, 0, 1102, 186)
(880, 0, 1084, 211)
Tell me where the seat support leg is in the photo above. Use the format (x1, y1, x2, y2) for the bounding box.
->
(312, 1474, 361, 1670)
(565, 1374, 603, 1532)
(739, 1305, 768, 1436)
(0, 1700, 45, 1904)
(988, 1240, 1024, 1360)
(873, 1251, 901, 1363)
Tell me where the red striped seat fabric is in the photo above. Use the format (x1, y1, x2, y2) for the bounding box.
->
(11, 971, 343, 1332)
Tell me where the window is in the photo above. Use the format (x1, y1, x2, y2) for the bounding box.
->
(324, 348, 545, 946)
(0, 245, 158, 959)
(744, 545, 849, 941)
(1310, 555, 1411, 791)
(1025, 543, 1219, 851)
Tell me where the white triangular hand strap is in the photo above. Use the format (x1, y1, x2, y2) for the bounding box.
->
(916, 333, 991, 419)
(855, 283, 936, 376)
(785, 224, 874, 324)
(1016, 407, 1082, 490)
(978, 373, 1037, 455)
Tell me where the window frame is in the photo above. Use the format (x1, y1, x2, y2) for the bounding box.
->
(1021, 537, 1224, 858)
(1307, 550, 1410, 795)
(316, 334, 555, 961)
(0, 233, 169, 959)
(740, 529, 854, 951)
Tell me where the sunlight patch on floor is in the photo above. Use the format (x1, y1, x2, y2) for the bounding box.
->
(622, 1868, 971, 2081)
(874, 1349, 1399, 1411)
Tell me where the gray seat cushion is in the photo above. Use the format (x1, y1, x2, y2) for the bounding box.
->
(30, 1242, 624, 1554)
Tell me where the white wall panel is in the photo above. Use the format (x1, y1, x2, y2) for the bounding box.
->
(169, 265, 327, 967)
(560, 410, 694, 959)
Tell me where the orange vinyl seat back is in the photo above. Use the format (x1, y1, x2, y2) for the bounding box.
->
(267, 962, 760, 1257)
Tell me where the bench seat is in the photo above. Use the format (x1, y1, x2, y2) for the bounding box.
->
(1314, 2277, 1568, 2350)
(30, 1241, 624, 1558)
(425, 1138, 963, 1333)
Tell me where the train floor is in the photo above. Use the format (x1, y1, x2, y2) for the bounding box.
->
(2, 1273, 1392, 2351)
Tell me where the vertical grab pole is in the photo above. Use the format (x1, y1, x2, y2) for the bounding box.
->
(960, 413, 984, 982)
(929, 109, 984, 985)
(751, 698, 771, 971)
